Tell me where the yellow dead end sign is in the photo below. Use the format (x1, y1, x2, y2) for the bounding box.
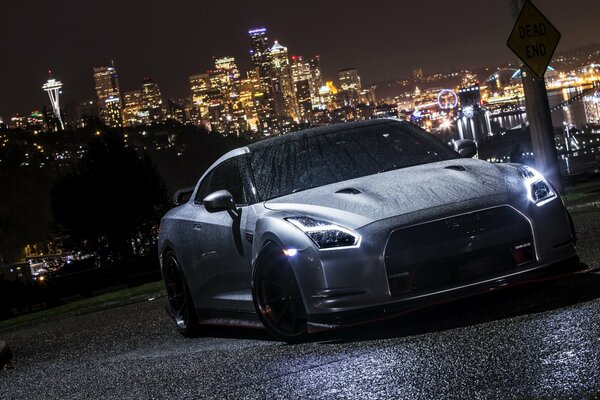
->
(507, 0, 561, 79)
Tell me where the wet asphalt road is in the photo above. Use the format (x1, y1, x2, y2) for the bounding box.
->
(1, 208, 600, 399)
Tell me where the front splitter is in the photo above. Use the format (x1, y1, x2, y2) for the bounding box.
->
(307, 255, 584, 332)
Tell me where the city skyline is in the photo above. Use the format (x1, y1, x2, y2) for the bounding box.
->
(81, 28, 341, 135)
(3, 0, 600, 117)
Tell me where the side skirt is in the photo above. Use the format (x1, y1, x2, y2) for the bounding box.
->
(196, 308, 264, 330)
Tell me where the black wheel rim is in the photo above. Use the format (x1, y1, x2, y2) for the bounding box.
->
(255, 249, 307, 337)
(165, 255, 190, 330)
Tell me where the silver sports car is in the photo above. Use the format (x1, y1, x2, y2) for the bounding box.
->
(158, 119, 580, 341)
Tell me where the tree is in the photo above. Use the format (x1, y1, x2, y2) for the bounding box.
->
(51, 132, 169, 260)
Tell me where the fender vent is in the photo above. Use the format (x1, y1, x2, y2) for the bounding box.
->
(444, 165, 467, 171)
(336, 187, 361, 195)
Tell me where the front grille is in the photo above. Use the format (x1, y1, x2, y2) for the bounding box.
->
(384, 206, 534, 296)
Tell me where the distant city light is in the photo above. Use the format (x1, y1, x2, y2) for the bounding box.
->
(462, 105, 474, 118)
(440, 119, 452, 129)
(248, 28, 266, 34)
(3, 23, 600, 148)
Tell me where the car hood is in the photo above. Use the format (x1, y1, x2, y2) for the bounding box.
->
(264, 158, 511, 227)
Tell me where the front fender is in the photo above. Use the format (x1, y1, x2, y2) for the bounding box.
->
(251, 215, 326, 314)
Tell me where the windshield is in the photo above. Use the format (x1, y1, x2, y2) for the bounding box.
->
(249, 121, 460, 201)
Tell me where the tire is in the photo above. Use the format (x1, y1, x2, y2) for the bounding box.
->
(252, 244, 308, 343)
(163, 251, 200, 337)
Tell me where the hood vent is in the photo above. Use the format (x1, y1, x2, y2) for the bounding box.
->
(444, 165, 467, 172)
(336, 187, 362, 195)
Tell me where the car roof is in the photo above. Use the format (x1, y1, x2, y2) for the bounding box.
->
(207, 119, 405, 174)
(190, 119, 406, 202)
(246, 118, 403, 153)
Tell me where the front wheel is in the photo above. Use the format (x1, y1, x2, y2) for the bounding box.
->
(252, 244, 308, 343)
(163, 251, 200, 337)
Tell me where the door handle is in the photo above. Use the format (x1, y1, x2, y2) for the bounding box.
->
(193, 223, 202, 231)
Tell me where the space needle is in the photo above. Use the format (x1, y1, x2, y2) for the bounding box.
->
(42, 71, 65, 130)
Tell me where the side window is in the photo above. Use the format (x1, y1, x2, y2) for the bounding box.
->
(194, 158, 247, 205)
(194, 170, 214, 204)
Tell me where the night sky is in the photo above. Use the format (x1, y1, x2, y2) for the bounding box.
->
(2, 0, 600, 117)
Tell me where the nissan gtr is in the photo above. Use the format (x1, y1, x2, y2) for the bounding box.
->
(158, 119, 580, 341)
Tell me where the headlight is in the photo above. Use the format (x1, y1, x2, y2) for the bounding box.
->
(518, 165, 556, 206)
(285, 216, 361, 250)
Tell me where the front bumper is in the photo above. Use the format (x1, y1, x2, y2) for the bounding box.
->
(285, 199, 579, 331)
(307, 254, 584, 331)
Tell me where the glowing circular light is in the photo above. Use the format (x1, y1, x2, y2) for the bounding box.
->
(437, 89, 458, 110)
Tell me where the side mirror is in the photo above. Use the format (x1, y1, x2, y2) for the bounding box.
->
(453, 139, 477, 158)
(173, 186, 195, 206)
(203, 190, 237, 214)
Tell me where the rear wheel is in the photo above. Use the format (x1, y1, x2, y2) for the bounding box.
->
(252, 244, 308, 343)
(163, 251, 200, 337)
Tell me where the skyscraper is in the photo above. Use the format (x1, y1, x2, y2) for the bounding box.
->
(295, 80, 312, 122)
(308, 56, 324, 109)
(93, 65, 121, 126)
(247, 67, 277, 135)
(104, 96, 122, 128)
(213, 57, 240, 109)
(166, 99, 187, 124)
(206, 68, 230, 132)
(122, 90, 142, 127)
(269, 40, 297, 120)
(214, 56, 240, 82)
(291, 56, 314, 120)
(249, 28, 271, 78)
(337, 68, 362, 107)
(248, 28, 279, 135)
(189, 73, 211, 124)
(211, 57, 247, 135)
(338, 68, 362, 92)
(190, 74, 210, 103)
(290, 56, 311, 84)
(237, 72, 261, 133)
(141, 77, 164, 124)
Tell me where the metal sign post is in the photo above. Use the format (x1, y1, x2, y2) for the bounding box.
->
(508, 0, 562, 192)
